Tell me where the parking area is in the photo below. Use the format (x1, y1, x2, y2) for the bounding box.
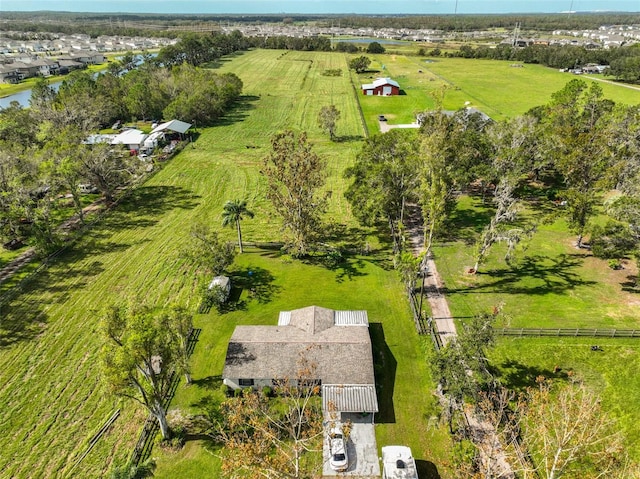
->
(323, 413, 380, 478)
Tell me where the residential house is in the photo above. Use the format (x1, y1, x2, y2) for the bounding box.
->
(222, 305, 379, 420)
(0, 64, 19, 83)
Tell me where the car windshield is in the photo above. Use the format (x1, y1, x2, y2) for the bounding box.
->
(333, 453, 346, 461)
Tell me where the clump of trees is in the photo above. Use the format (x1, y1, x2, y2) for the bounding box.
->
(345, 79, 640, 274)
(0, 46, 243, 252)
(450, 42, 640, 83)
(349, 55, 371, 73)
(367, 41, 385, 54)
(261, 130, 327, 257)
(100, 303, 193, 439)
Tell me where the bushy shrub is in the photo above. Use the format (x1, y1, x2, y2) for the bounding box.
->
(200, 284, 228, 310)
(608, 259, 622, 270)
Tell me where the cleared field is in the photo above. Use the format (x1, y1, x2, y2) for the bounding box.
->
(433, 195, 640, 330)
(354, 55, 640, 129)
(0, 49, 451, 479)
(489, 337, 640, 460)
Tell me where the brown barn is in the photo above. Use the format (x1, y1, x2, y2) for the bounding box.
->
(361, 77, 400, 96)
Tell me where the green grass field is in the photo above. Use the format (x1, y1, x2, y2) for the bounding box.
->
(0, 49, 452, 479)
(489, 337, 640, 460)
(3, 48, 640, 478)
(354, 55, 640, 128)
(434, 194, 640, 458)
(434, 195, 640, 330)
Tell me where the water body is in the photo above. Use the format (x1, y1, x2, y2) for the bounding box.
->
(332, 38, 410, 45)
(0, 81, 61, 108)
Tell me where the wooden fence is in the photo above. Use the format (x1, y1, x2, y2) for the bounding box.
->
(407, 287, 442, 350)
(129, 328, 201, 467)
(496, 328, 640, 338)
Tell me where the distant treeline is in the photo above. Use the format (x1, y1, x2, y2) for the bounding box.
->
(447, 43, 640, 82)
(3, 11, 640, 38)
(157, 31, 640, 83)
(335, 13, 640, 32)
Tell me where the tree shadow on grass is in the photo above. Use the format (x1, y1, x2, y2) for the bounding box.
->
(416, 460, 441, 479)
(441, 203, 494, 244)
(214, 95, 260, 127)
(192, 375, 223, 391)
(490, 359, 570, 393)
(114, 185, 201, 218)
(203, 51, 247, 69)
(230, 266, 280, 304)
(449, 254, 595, 296)
(621, 274, 640, 293)
(0, 296, 47, 348)
(370, 322, 396, 424)
(334, 134, 365, 143)
(320, 222, 369, 250)
(3, 257, 107, 315)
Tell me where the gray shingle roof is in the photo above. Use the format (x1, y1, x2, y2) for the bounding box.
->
(223, 306, 375, 386)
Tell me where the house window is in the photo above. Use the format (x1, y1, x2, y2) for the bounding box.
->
(238, 379, 254, 387)
(299, 379, 321, 391)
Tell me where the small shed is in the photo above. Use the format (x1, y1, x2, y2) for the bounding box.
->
(208, 275, 231, 301)
(151, 119, 192, 135)
(361, 77, 400, 96)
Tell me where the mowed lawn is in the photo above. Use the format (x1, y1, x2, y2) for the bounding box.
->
(0, 49, 451, 478)
(434, 194, 640, 457)
(152, 249, 453, 479)
(434, 195, 640, 329)
(489, 337, 640, 460)
(354, 54, 640, 129)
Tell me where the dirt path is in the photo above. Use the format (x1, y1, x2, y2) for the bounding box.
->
(405, 204, 515, 478)
(0, 248, 36, 285)
(584, 75, 640, 91)
(0, 201, 105, 287)
(405, 204, 457, 345)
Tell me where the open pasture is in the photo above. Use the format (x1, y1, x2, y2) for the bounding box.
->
(0, 48, 452, 478)
(489, 337, 640, 459)
(433, 195, 640, 330)
(354, 54, 640, 129)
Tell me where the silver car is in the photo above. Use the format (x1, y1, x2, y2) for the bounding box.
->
(329, 425, 348, 472)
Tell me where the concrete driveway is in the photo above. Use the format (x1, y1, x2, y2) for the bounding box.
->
(323, 413, 380, 478)
(378, 119, 420, 133)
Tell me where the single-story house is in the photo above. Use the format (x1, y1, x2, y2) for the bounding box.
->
(361, 77, 400, 96)
(223, 305, 378, 420)
(110, 129, 148, 151)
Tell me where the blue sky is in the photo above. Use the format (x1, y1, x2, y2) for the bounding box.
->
(2, 0, 639, 14)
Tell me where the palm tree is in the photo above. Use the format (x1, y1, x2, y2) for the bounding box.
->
(222, 199, 254, 253)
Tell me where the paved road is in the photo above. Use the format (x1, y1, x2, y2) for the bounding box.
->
(377, 119, 420, 134)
